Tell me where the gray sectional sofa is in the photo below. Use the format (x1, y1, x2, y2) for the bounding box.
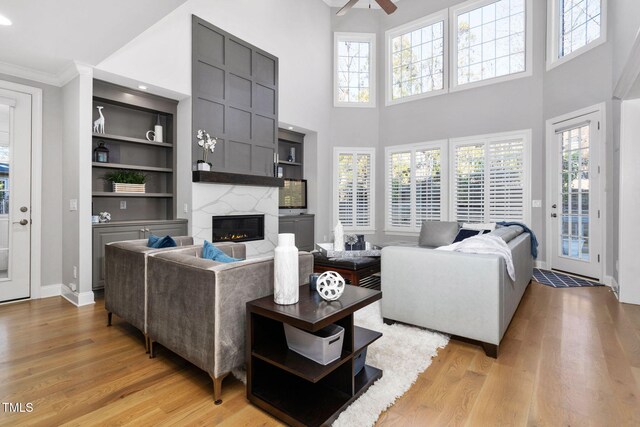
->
(381, 223, 534, 357)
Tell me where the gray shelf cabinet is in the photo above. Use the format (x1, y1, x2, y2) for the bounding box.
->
(278, 214, 314, 251)
(277, 128, 304, 179)
(92, 219, 188, 290)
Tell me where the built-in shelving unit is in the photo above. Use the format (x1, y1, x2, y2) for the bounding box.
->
(91, 80, 178, 221)
(91, 80, 187, 290)
(277, 128, 304, 179)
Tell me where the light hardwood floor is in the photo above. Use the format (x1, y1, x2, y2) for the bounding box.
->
(1, 282, 639, 426)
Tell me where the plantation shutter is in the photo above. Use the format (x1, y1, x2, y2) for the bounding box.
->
(453, 144, 485, 222)
(415, 148, 442, 226)
(335, 149, 374, 230)
(388, 151, 412, 228)
(488, 137, 525, 221)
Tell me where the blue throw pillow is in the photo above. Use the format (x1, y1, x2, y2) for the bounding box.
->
(453, 228, 483, 243)
(147, 234, 177, 249)
(202, 240, 241, 263)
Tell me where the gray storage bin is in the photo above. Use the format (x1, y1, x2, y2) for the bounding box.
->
(354, 348, 367, 375)
(284, 323, 345, 365)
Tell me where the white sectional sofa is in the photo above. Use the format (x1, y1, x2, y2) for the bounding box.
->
(381, 224, 534, 357)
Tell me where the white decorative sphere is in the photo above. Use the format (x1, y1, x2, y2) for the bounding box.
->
(316, 271, 345, 301)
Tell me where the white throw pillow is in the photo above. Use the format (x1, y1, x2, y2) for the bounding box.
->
(462, 222, 496, 231)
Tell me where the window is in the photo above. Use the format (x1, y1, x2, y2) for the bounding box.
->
(385, 10, 448, 105)
(334, 148, 375, 232)
(451, 0, 532, 90)
(334, 33, 376, 107)
(450, 130, 531, 224)
(547, 0, 606, 69)
(385, 142, 447, 233)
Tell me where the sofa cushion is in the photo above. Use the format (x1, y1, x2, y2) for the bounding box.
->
(462, 222, 496, 231)
(453, 228, 484, 243)
(419, 221, 460, 247)
(147, 234, 177, 249)
(203, 240, 241, 263)
(490, 225, 524, 243)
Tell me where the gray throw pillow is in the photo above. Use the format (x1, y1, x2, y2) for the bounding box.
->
(418, 221, 460, 247)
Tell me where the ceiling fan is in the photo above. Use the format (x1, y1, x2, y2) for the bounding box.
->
(337, 0, 397, 16)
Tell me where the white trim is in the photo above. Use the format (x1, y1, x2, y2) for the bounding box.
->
(0, 79, 43, 300)
(334, 32, 377, 108)
(61, 284, 95, 307)
(544, 103, 607, 281)
(534, 260, 548, 269)
(449, 129, 532, 225)
(613, 27, 640, 99)
(40, 284, 62, 298)
(449, 0, 533, 93)
(546, 0, 608, 71)
(384, 140, 449, 233)
(385, 9, 449, 106)
(0, 60, 93, 88)
(332, 146, 376, 233)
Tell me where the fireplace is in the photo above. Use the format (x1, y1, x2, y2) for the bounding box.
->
(212, 214, 265, 243)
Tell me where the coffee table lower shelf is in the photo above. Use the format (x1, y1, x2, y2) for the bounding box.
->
(249, 364, 382, 427)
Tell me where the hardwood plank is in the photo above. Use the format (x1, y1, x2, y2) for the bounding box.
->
(0, 283, 638, 426)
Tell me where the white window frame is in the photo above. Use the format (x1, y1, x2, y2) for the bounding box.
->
(546, 0, 607, 70)
(385, 9, 449, 106)
(333, 147, 376, 233)
(449, 129, 532, 225)
(334, 32, 377, 108)
(384, 140, 449, 234)
(450, 0, 533, 93)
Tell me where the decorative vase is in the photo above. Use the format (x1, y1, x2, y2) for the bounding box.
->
(197, 161, 211, 171)
(154, 114, 163, 143)
(316, 271, 345, 301)
(334, 221, 344, 252)
(274, 233, 299, 305)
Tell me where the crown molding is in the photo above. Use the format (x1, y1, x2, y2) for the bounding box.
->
(0, 60, 94, 88)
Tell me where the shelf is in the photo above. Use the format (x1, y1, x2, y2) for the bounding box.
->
(251, 326, 381, 383)
(92, 192, 173, 198)
(250, 364, 382, 427)
(92, 162, 172, 173)
(193, 170, 284, 187)
(278, 138, 302, 145)
(278, 161, 302, 166)
(93, 133, 173, 148)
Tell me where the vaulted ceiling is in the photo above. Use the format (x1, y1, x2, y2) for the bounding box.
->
(0, 0, 187, 78)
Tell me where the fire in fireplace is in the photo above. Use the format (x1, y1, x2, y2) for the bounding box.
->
(212, 214, 265, 243)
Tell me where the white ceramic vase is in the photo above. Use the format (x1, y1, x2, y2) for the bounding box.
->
(274, 233, 299, 305)
(334, 221, 344, 252)
(196, 162, 211, 171)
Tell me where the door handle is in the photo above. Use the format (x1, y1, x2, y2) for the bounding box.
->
(550, 213, 557, 218)
(13, 219, 28, 226)
(552, 204, 557, 209)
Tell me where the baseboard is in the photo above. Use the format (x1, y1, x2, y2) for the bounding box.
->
(602, 275, 614, 287)
(610, 277, 620, 300)
(39, 284, 62, 299)
(61, 285, 95, 307)
(534, 260, 547, 269)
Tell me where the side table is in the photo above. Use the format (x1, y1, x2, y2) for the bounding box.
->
(246, 284, 383, 427)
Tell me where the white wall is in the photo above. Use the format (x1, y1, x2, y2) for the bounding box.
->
(618, 98, 640, 304)
(97, 0, 333, 242)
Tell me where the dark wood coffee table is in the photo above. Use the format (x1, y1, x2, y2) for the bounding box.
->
(246, 284, 383, 427)
(313, 252, 381, 287)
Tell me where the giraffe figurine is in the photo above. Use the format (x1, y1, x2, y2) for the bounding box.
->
(93, 106, 105, 134)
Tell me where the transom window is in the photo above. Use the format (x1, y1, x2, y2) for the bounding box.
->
(547, 0, 606, 69)
(386, 10, 448, 105)
(451, 0, 531, 90)
(334, 33, 376, 107)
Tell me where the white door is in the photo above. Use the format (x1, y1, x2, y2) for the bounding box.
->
(549, 111, 602, 279)
(0, 88, 32, 302)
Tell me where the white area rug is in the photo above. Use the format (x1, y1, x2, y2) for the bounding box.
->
(332, 301, 449, 427)
(232, 301, 448, 426)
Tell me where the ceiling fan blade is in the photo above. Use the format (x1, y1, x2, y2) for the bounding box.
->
(374, 0, 398, 14)
(337, 0, 360, 16)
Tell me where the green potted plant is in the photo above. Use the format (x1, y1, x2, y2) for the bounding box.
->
(103, 170, 147, 193)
